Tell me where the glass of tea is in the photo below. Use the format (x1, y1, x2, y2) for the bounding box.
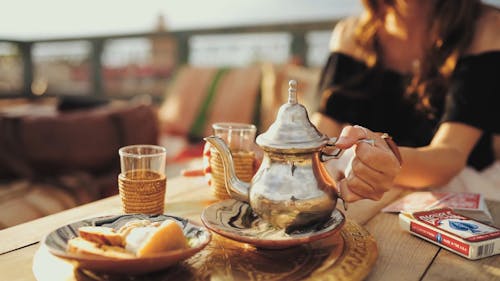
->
(209, 122, 257, 200)
(118, 145, 167, 214)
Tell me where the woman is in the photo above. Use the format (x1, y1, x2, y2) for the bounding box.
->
(313, 0, 500, 202)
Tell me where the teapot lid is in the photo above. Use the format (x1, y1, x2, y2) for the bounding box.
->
(256, 80, 329, 151)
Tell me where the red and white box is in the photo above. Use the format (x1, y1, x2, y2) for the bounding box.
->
(399, 208, 500, 260)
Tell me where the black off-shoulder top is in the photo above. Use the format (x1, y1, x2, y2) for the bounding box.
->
(318, 51, 500, 170)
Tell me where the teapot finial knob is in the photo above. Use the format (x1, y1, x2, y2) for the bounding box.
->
(288, 80, 297, 104)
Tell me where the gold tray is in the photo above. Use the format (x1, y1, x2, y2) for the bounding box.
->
(33, 219, 377, 281)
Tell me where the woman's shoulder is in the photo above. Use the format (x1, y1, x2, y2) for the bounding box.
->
(328, 16, 371, 64)
(465, 5, 500, 55)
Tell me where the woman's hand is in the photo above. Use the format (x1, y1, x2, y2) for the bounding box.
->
(334, 125, 402, 202)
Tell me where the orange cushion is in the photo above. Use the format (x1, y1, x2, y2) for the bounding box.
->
(159, 65, 262, 138)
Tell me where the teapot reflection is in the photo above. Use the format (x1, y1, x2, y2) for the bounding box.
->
(205, 80, 345, 231)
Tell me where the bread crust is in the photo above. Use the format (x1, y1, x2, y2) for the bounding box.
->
(78, 226, 124, 247)
(67, 237, 135, 259)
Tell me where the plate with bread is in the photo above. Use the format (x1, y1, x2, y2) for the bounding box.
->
(42, 214, 211, 275)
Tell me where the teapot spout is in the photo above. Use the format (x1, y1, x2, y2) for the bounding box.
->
(204, 136, 250, 202)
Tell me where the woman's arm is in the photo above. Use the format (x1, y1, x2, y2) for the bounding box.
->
(395, 122, 482, 188)
(313, 112, 482, 191)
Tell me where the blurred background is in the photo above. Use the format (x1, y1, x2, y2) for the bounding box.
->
(0, 0, 363, 99)
(1, 0, 498, 100)
(0, 0, 376, 227)
(2, 0, 364, 39)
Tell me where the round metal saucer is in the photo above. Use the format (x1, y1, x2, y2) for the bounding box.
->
(201, 199, 345, 249)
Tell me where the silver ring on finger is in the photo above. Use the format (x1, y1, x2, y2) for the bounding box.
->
(354, 125, 375, 146)
(358, 138, 375, 146)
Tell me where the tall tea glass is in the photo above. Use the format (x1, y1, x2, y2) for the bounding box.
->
(209, 123, 257, 200)
(118, 145, 167, 214)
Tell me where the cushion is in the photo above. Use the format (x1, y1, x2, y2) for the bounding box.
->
(0, 101, 159, 178)
(158, 65, 262, 140)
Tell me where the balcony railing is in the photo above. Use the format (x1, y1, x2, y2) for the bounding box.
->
(0, 20, 337, 100)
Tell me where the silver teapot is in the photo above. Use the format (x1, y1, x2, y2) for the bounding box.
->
(205, 80, 344, 230)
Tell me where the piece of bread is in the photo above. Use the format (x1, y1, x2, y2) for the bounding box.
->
(78, 226, 124, 247)
(126, 220, 189, 257)
(117, 219, 159, 238)
(67, 237, 135, 259)
(67, 219, 189, 258)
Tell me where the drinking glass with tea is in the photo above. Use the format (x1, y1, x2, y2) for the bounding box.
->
(118, 145, 167, 214)
(209, 122, 257, 200)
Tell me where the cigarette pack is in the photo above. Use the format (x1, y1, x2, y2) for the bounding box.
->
(399, 208, 500, 260)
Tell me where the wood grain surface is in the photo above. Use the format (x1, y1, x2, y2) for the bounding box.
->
(1, 174, 499, 281)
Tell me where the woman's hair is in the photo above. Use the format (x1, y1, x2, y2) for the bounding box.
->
(356, 0, 481, 117)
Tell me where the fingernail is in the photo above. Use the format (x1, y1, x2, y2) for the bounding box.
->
(335, 136, 348, 145)
(336, 136, 355, 148)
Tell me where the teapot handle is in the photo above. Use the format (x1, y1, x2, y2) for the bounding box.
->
(320, 137, 344, 162)
(320, 137, 376, 161)
(319, 137, 348, 210)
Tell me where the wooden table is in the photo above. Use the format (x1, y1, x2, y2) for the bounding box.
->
(1, 174, 499, 281)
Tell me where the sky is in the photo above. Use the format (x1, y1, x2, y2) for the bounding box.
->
(0, 0, 362, 40)
(1, 0, 499, 40)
